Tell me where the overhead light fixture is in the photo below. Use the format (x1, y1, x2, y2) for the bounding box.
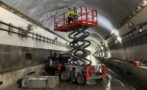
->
(137, 6, 142, 11)
(141, 0, 147, 7)
(135, 25, 143, 32)
(128, 21, 134, 28)
(100, 46, 104, 50)
(114, 30, 119, 36)
(117, 36, 122, 42)
(139, 28, 143, 32)
(111, 29, 119, 36)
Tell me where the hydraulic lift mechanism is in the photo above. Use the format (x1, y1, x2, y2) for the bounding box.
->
(54, 7, 106, 85)
(54, 6, 97, 66)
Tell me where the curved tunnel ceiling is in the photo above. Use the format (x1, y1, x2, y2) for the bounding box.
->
(1, 0, 141, 46)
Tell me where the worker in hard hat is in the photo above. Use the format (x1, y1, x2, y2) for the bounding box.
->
(67, 8, 74, 24)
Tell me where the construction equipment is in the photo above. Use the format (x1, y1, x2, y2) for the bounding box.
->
(60, 64, 105, 85)
(54, 6, 106, 85)
(54, 6, 97, 65)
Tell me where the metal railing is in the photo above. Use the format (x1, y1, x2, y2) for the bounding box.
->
(0, 21, 67, 47)
(54, 6, 97, 28)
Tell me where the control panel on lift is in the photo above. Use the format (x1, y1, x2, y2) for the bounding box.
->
(54, 6, 97, 32)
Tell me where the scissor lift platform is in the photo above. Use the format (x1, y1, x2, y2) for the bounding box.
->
(54, 6, 97, 32)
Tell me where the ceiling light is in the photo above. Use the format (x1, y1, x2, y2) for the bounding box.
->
(139, 28, 143, 32)
(100, 46, 104, 50)
(128, 21, 134, 28)
(115, 31, 119, 36)
(137, 6, 142, 11)
(112, 30, 119, 36)
(117, 36, 122, 42)
(141, 0, 147, 7)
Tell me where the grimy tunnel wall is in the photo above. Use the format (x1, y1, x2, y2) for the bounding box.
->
(109, 6, 147, 62)
(0, 5, 68, 90)
(99, 6, 147, 89)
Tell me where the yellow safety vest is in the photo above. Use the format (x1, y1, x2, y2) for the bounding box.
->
(67, 10, 74, 17)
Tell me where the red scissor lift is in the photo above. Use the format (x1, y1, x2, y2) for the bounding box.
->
(54, 6, 106, 85)
(54, 6, 97, 32)
(54, 6, 98, 66)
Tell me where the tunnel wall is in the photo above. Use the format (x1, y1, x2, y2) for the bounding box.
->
(108, 6, 147, 62)
(100, 6, 147, 89)
(0, 6, 68, 72)
(99, 58, 147, 89)
(0, 44, 60, 73)
(110, 44, 147, 61)
(0, 6, 68, 89)
(0, 7, 68, 51)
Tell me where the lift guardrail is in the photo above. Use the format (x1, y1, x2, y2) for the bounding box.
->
(54, 6, 97, 31)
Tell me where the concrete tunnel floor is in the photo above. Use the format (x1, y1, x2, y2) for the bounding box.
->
(16, 67, 138, 90)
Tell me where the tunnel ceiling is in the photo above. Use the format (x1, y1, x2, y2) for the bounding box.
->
(1, 0, 141, 42)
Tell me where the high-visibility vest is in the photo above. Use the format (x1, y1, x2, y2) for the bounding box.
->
(73, 9, 79, 15)
(67, 10, 74, 17)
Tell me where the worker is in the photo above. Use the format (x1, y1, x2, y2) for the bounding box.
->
(67, 8, 74, 24)
(57, 63, 62, 75)
(73, 7, 78, 21)
(69, 67, 76, 83)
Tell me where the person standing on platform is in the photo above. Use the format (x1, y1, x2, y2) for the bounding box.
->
(67, 8, 74, 24)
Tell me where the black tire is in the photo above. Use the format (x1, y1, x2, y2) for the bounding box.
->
(98, 73, 103, 82)
(98, 78, 103, 82)
(96, 77, 103, 83)
(76, 74, 86, 85)
(17, 79, 22, 88)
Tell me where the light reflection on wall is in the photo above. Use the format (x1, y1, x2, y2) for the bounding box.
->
(98, 15, 122, 43)
(86, 54, 99, 65)
(98, 15, 114, 32)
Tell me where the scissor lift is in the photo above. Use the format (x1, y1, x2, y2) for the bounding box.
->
(54, 6, 98, 65)
(54, 6, 106, 85)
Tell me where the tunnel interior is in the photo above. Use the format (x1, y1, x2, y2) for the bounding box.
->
(0, 0, 147, 90)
